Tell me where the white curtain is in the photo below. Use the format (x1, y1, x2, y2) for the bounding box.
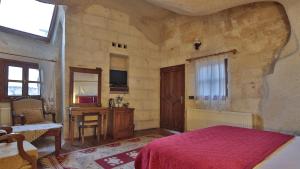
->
(40, 61, 56, 110)
(195, 55, 228, 110)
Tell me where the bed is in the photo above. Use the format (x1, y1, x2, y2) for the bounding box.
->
(135, 126, 299, 169)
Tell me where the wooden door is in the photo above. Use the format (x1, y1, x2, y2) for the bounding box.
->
(160, 64, 185, 132)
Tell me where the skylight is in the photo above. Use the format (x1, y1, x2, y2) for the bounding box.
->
(0, 0, 55, 38)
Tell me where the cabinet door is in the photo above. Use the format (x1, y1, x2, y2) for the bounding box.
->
(114, 109, 134, 139)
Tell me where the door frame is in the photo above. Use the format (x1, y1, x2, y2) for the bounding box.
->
(160, 64, 185, 132)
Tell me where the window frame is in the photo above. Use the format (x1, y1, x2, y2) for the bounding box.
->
(224, 58, 229, 97)
(0, 59, 41, 101)
(196, 57, 229, 100)
(0, 5, 58, 42)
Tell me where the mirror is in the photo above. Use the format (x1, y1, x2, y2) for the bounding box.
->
(69, 67, 102, 106)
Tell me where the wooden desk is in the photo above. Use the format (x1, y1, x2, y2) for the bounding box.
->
(68, 107, 109, 144)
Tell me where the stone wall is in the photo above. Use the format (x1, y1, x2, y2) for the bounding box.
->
(260, 0, 300, 135)
(160, 2, 290, 129)
(1, 1, 298, 135)
(64, 4, 161, 137)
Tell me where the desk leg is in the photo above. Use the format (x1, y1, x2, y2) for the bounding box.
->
(104, 113, 108, 140)
(98, 113, 104, 141)
(70, 115, 75, 145)
(68, 114, 71, 139)
(101, 114, 104, 138)
(97, 115, 101, 142)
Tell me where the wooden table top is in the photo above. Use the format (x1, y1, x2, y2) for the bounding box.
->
(68, 106, 109, 110)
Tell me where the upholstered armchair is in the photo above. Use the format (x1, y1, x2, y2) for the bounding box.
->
(11, 97, 56, 125)
(0, 126, 37, 169)
(10, 97, 62, 156)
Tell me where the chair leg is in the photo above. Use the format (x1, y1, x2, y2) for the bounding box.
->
(81, 128, 84, 144)
(97, 128, 100, 142)
(95, 127, 100, 142)
(78, 127, 81, 141)
(94, 127, 97, 139)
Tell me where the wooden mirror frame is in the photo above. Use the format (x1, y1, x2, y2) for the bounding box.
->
(69, 67, 102, 107)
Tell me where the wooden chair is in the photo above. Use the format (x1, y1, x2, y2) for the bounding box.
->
(78, 112, 101, 144)
(0, 126, 37, 169)
(10, 97, 62, 156)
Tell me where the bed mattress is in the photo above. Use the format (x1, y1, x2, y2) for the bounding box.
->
(255, 136, 300, 169)
(135, 126, 295, 169)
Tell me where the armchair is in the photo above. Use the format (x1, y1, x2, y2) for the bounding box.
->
(11, 97, 56, 125)
(10, 97, 62, 156)
(0, 126, 37, 169)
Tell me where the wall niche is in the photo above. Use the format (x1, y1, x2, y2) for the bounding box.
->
(109, 54, 129, 93)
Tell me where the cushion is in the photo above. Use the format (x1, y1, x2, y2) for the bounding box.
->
(0, 141, 37, 169)
(79, 121, 99, 126)
(22, 109, 44, 124)
(84, 115, 98, 121)
(0, 130, 7, 136)
(12, 123, 62, 142)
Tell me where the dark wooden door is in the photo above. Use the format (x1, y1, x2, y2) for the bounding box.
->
(160, 64, 185, 132)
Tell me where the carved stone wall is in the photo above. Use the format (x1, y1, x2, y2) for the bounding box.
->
(160, 2, 290, 130)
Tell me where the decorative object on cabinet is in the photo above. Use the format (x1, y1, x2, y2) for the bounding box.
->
(108, 98, 115, 108)
(115, 96, 123, 107)
(123, 102, 129, 108)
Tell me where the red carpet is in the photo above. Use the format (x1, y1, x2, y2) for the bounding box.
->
(40, 135, 161, 169)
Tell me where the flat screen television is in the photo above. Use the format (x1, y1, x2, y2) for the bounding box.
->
(110, 70, 128, 87)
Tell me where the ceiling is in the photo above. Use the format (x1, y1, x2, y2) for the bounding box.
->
(38, 0, 294, 43)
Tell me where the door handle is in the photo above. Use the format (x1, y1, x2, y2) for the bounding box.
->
(180, 96, 183, 104)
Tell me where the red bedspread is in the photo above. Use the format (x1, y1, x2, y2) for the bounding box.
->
(135, 126, 294, 169)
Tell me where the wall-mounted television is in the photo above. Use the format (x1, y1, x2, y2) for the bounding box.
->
(110, 70, 128, 87)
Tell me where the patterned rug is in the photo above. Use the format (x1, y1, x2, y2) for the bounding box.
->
(40, 135, 161, 169)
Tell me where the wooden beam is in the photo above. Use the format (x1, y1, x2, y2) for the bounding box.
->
(0, 51, 56, 62)
(186, 49, 238, 62)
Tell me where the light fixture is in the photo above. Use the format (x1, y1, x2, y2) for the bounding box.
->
(194, 38, 202, 50)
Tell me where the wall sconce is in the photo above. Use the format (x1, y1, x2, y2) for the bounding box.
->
(194, 38, 202, 50)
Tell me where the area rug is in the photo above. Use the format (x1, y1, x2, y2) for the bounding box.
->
(40, 135, 162, 169)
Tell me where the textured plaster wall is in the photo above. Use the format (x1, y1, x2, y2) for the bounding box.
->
(260, 1, 300, 134)
(64, 4, 161, 137)
(160, 2, 290, 130)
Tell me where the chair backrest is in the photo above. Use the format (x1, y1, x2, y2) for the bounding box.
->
(11, 98, 45, 125)
(12, 98, 43, 113)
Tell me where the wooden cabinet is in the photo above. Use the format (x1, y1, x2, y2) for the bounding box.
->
(108, 107, 134, 139)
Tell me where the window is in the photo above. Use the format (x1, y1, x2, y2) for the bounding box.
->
(7, 66, 23, 96)
(195, 56, 228, 109)
(0, 59, 40, 100)
(0, 0, 57, 40)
